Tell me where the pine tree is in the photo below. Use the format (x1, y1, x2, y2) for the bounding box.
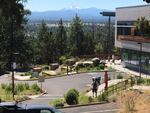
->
(55, 18, 67, 58)
(69, 14, 85, 57)
(0, 0, 31, 71)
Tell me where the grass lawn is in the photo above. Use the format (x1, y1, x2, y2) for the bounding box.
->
(0, 83, 41, 102)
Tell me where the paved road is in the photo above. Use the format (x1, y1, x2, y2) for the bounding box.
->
(0, 72, 116, 105)
(23, 72, 105, 104)
(60, 103, 119, 113)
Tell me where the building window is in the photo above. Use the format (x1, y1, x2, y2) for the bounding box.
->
(122, 49, 150, 72)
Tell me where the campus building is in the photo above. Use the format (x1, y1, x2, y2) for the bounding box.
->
(115, 5, 150, 74)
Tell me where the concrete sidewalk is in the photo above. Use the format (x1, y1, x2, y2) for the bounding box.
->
(106, 60, 150, 79)
(86, 79, 124, 97)
(87, 60, 150, 97)
(8, 72, 31, 80)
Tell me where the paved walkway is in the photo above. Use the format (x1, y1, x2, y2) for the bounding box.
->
(86, 79, 124, 97)
(11, 72, 31, 80)
(87, 60, 150, 97)
(106, 60, 150, 79)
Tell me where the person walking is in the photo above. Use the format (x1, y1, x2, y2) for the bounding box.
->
(91, 77, 99, 97)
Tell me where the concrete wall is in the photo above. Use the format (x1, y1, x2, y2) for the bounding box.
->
(115, 5, 150, 53)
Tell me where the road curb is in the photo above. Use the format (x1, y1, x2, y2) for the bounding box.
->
(58, 101, 108, 109)
(14, 70, 116, 81)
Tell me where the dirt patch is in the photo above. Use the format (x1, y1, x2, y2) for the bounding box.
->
(117, 90, 150, 113)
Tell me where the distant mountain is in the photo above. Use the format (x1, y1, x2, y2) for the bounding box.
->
(28, 7, 115, 22)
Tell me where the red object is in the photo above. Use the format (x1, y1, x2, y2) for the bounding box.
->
(104, 71, 108, 91)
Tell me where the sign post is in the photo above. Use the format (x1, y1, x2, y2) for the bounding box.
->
(38, 76, 45, 93)
(104, 70, 108, 91)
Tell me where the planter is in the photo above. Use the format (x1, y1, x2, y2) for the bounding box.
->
(118, 35, 150, 43)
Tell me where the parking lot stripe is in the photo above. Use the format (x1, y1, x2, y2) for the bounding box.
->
(81, 109, 119, 113)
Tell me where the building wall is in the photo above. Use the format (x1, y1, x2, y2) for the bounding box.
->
(115, 5, 150, 53)
(116, 5, 150, 21)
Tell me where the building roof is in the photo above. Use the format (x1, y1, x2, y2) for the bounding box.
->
(116, 4, 150, 21)
(116, 4, 150, 9)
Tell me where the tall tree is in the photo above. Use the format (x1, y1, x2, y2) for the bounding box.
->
(95, 24, 114, 54)
(55, 18, 67, 58)
(84, 29, 95, 55)
(0, 0, 31, 71)
(69, 15, 85, 57)
(36, 20, 57, 64)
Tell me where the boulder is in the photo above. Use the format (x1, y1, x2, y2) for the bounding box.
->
(50, 63, 59, 70)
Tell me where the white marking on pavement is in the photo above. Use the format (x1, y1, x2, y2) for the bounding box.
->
(42, 94, 63, 97)
(33, 97, 63, 100)
(81, 109, 119, 113)
(88, 73, 98, 75)
(32, 95, 63, 100)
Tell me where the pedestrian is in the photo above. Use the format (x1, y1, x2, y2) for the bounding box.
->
(91, 77, 98, 97)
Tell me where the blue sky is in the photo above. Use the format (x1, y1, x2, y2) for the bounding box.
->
(25, 0, 146, 12)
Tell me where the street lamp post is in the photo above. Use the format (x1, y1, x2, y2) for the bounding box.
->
(100, 12, 115, 62)
(12, 62, 16, 100)
(10, 15, 19, 100)
(10, 15, 15, 100)
(138, 42, 142, 78)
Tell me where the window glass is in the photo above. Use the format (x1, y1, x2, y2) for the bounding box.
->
(28, 109, 40, 113)
(123, 49, 150, 72)
(0, 107, 4, 113)
(40, 110, 52, 113)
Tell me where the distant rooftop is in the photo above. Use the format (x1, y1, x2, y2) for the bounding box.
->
(116, 4, 150, 9)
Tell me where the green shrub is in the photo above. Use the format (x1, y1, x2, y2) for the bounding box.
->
(84, 63, 92, 67)
(59, 56, 67, 64)
(5, 84, 12, 93)
(107, 66, 114, 71)
(88, 96, 93, 103)
(31, 83, 40, 92)
(77, 63, 85, 68)
(87, 67, 91, 71)
(146, 79, 150, 85)
(96, 66, 101, 70)
(117, 74, 123, 79)
(99, 64, 105, 70)
(4, 84, 18, 95)
(79, 94, 91, 104)
(16, 83, 24, 92)
(137, 78, 144, 85)
(98, 92, 108, 102)
(43, 65, 49, 70)
(69, 89, 79, 97)
(93, 59, 100, 67)
(52, 99, 65, 108)
(65, 89, 79, 105)
(24, 83, 30, 90)
(1, 83, 7, 89)
(25, 71, 32, 76)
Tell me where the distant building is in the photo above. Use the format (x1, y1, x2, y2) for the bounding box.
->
(115, 5, 150, 74)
